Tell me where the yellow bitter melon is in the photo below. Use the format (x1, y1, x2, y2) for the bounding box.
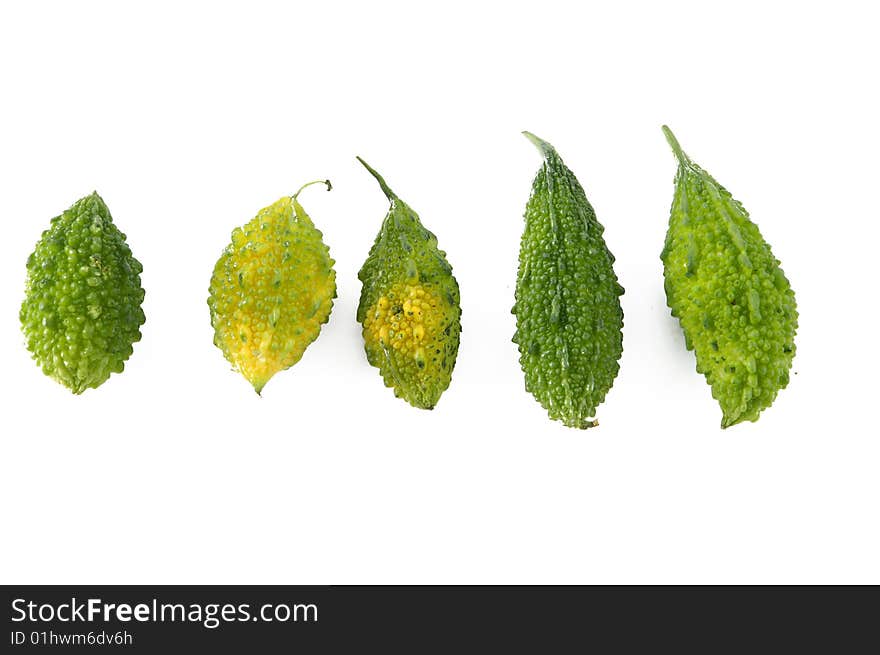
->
(661, 126, 798, 427)
(208, 181, 336, 394)
(356, 157, 461, 409)
(513, 132, 624, 429)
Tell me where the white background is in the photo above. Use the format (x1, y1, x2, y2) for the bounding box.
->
(1, 0, 877, 584)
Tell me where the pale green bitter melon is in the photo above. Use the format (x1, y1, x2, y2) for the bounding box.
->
(661, 125, 798, 427)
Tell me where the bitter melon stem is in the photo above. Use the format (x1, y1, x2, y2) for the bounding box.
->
(662, 125, 691, 167)
(356, 157, 397, 201)
(522, 131, 557, 159)
(293, 179, 332, 200)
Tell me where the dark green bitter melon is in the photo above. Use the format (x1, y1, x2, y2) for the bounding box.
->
(513, 132, 624, 429)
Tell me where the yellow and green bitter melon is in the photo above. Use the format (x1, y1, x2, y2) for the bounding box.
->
(208, 181, 336, 394)
(21, 192, 146, 393)
(513, 132, 624, 429)
(356, 157, 461, 409)
(660, 126, 798, 427)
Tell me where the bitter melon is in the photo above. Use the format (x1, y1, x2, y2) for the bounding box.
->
(356, 157, 461, 409)
(660, 126, 798, 427)
(20, 192, 146, 393)
(208, 181, 336, 394)
(513, 132, 624, 429)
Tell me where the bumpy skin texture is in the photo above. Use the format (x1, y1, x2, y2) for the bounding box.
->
(513, 133, 624, 429)
(20, 192, 145, 393)
(357, 158, 461, 409)
(660, 126, 798, 428)
(208, 182, 336, 394)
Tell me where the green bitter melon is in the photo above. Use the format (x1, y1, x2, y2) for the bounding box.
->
(513, 132, 624, 429)
(356, 157, 461, 409)
(660, 125, 798, 427)
(20, 192, 146, 393)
